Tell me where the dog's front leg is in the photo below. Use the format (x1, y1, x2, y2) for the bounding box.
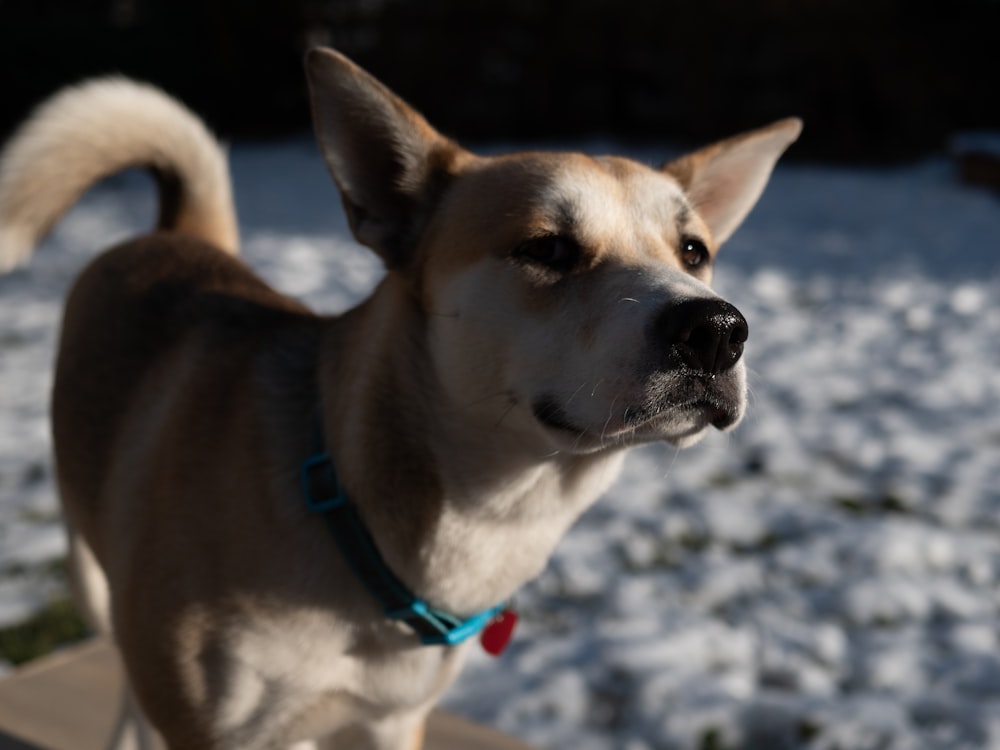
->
(312, 712, 427, 750)
(104, 683, 158, 750)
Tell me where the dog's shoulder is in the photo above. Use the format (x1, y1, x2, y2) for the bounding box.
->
(78, 231, 307, 311)
(64, 231, 316, 342)
(56, 231, 324, 435)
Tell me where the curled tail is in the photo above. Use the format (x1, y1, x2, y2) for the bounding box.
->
(0, 78, 238, 271)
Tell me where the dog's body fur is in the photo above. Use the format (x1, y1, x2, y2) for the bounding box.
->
(0, 49, 800, 750)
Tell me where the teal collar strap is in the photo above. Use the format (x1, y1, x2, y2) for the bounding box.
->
(300, 451, 504, 646)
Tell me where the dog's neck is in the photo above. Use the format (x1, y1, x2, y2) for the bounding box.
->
(319, 275, 625, 615)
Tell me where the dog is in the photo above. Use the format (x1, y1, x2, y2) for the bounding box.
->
(0, 48, 800, 750)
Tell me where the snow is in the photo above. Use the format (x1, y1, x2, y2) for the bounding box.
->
(2, 137, 1000, 749)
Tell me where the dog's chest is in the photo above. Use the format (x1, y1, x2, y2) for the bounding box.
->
(217, 613, 468, 738)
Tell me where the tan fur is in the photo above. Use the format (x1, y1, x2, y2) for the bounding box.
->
(407, 721, 426, 750)
(0, 47, 800, 750)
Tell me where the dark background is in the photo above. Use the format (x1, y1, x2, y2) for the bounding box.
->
(0, 0, 998, 162)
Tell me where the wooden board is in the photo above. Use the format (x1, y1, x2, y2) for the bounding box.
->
(0, 639, 532, 750)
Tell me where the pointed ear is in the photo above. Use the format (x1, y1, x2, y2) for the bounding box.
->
(664, 118, 802, 244)
(305, 48, 469, 267)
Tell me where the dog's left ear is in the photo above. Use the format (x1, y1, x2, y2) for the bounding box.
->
(664, 118, 802, 244)
(306, 48, 469, 268)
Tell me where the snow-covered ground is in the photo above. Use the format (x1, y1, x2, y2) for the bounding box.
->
(1, 137, 999, 750)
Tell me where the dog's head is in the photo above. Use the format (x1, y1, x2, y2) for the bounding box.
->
(307, 49, 800, 455)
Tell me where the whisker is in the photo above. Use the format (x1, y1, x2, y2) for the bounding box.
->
(662, 443, 681, 480)
(600, 395, 621, 442)
(564, 381, 589, 409)
(493, 397, 517, 429)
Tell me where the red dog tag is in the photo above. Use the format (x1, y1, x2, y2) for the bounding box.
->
(480, 609, 518, 656)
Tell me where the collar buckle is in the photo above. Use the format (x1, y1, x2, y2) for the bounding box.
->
(301, 452, 346, 512)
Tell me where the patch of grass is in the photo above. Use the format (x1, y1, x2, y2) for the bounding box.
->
(834, 494, 909, 516)
(21, 462, 47, 487)
(731, 531, 782, 555)
(798, 719, 823, 742)
(0, 597, 89, 666)
(677, 531, 711, 553)
(705, 472, 740, 489)
(0, 556, 71, 583)
(699, 727, 734, 750)
(18, 505, 61, 524)
(835, 496, 866, 514)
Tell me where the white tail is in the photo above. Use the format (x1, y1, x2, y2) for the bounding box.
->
(0, 78, 239, 271)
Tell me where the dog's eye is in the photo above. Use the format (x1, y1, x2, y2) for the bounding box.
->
(681, 238, 710, 270)
(513, 235, 581, 273)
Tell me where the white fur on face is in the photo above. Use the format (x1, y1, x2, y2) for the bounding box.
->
(425, 156, 747, 455)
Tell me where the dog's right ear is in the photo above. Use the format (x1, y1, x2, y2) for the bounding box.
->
(306, 48, 468, 268)
(664, 118, 802, 245)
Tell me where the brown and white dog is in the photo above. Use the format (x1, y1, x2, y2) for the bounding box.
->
(0, 49, 800, 750)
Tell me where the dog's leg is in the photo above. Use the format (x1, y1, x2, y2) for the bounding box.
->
(313, 713, 427, 750)
(104, 690, 131, 750)
(405, 720, 425, 750)
(366, 715, 425, 750)
(129, 687, 158, 750)
(66, 522, 111, 634)
(66, 525, 160, 750)
(371, 714, 426, 750)
(104, 685, 158, 750)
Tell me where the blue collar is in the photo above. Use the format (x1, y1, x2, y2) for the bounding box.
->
(300, 451, 504, 646)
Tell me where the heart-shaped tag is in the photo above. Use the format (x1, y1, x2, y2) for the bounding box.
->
(480, 609, 518, 656)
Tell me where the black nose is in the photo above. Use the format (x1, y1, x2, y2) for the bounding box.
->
(653, 298, 749, 374)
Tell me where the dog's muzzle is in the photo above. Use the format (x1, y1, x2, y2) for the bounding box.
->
(530, 296, 749, 448)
